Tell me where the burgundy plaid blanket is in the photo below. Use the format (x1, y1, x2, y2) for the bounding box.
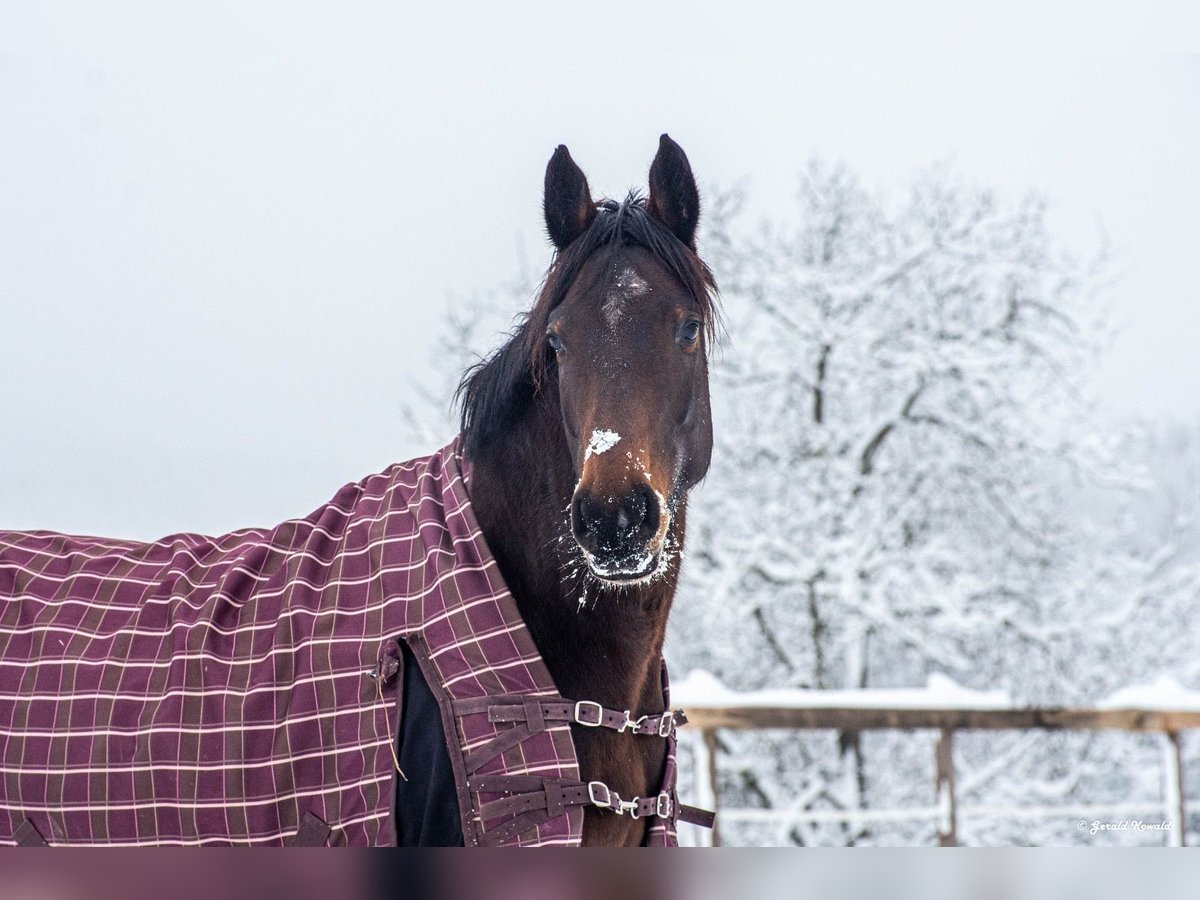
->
(0, 439, 683, 847)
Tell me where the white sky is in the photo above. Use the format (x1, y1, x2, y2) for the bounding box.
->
(2, 8, 1198, 537)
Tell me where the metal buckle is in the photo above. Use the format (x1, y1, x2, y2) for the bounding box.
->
(617, 711, 640, 734)
(658, 712, 675, 738)
(574, 700, 604, 727)
(655, 792, 672, 819)
(587, 781, 612, 809)
(619, 797, 642, 818)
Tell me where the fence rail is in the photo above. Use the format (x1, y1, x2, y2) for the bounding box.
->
(680, 705, 1195, 847)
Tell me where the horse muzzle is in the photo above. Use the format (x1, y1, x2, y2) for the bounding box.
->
(571, 483, 668, 583)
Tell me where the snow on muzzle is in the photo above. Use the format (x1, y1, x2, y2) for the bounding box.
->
(571, 434, 671, 581)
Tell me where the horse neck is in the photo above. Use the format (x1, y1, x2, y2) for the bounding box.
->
(467, 399, 681, 713)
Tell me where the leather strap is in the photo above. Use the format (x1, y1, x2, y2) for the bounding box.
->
(452, 695, 687, 738)
(679, 805, 717, 829)
(13, 819, 48, 847)
(475, 807, 564, 847)
(471, 776, 676, 822)
(454, 687, 712, 845)
(462, 722, 537, 774)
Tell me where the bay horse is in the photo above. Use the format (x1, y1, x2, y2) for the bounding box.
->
(0, 135, 717, 847)
(447, 135, 718, 846)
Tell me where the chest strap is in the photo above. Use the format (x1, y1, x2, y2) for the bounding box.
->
(451, 693, 713, 844)
(467, 774, 714, 846)
(452, 695, 686, 737)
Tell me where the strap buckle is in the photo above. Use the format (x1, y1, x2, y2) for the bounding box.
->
(617, 711, 640, 734)
(574, 700, 604, 727)
(619, 797, 642, 818)
(587, 781, 612, 809)
(656, 792, 673, 819)
(658, 712, 676, 738)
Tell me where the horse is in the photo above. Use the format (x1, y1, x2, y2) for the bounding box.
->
(0, 135, 719, 848)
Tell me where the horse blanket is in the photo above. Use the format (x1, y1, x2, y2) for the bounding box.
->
(0, 439, 687, 846)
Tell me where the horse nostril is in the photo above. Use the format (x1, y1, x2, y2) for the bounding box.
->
(636, 485, 660, 540)
(575, 493, 602, 532)
(572, 492, 604, 546)
(572, 485, 661, 555)
(617, 491, 647, 538)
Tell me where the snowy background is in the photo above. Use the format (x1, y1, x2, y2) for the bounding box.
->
(3, 8, 1200, 846)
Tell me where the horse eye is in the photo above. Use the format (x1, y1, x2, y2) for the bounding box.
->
(679, 320, 702, 346)
(546, 332, 566, 354)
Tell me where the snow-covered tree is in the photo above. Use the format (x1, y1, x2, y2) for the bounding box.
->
(666, 163, 1199, 845)
(677, 162, 1118, 697)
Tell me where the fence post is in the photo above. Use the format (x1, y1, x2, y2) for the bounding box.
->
(1165, 730, 1186, 847)
(704, 728, 721, 847)
(935, 727, 958, 846)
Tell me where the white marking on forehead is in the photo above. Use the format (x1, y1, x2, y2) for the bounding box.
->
(584, 429, 621, 460)
(602, 267, 651, 329)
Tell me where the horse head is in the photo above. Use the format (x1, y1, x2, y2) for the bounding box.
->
(534, 135, 719, 585)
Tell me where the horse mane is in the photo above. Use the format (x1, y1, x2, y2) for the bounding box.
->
(457, 192, 719, 459)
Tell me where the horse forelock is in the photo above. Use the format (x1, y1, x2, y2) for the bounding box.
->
(527, 191, 720, 371)
(458, 190, 720, 458)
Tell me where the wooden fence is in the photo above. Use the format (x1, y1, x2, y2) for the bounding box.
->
(680, 705, 1200, 846)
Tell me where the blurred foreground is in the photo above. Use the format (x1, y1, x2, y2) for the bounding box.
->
(1, 849, 1196, 900)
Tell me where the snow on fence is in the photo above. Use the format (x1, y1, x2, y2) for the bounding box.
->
(672, 671, 1200, 847)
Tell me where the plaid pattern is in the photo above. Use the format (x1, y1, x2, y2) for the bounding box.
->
(0, 438, 661, 847)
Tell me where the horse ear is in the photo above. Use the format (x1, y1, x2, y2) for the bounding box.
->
(647, 133, 700, 248)
(543, 145, 596, 250)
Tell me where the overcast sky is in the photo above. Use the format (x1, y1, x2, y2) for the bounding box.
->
(2, 41, 1197, 537)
